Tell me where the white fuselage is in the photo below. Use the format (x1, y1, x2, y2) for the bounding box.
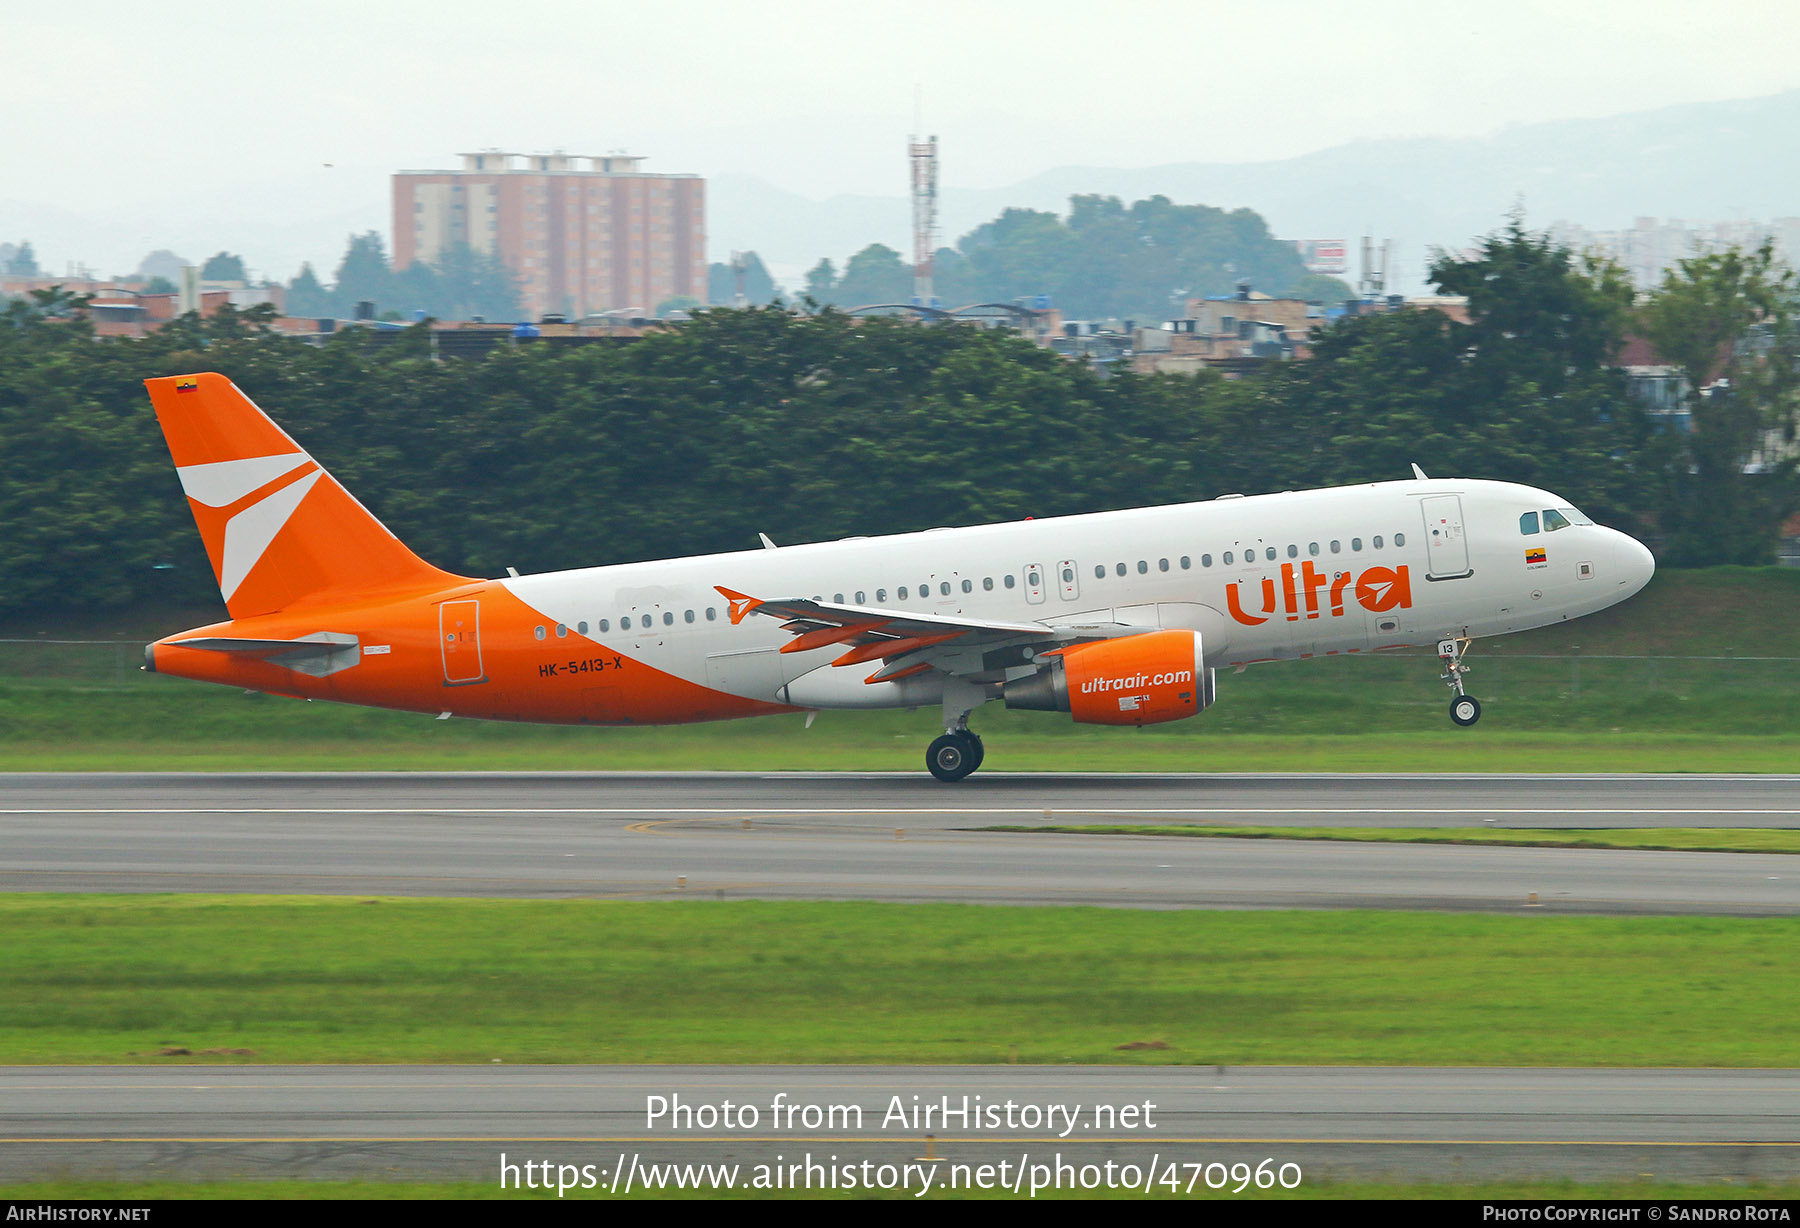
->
(504, 477, 1655, 710)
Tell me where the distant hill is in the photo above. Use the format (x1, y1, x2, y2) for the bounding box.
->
(711, 90, 1800, 293)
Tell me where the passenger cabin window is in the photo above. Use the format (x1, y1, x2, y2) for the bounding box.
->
(983, 578, 994, 591)
(577, 621, 588, 634)
(662, 612, 673, 626)
(599, 619, 610, 632)
(1352, 538, 1363, 551)
(899, 586, 909, 600)
(1116, 562, 1127, 577)
(940, 582, 951, 596)
(1180, 556, 1191, 569)
(1223, 551, 1234, 564)
(1286, 545, 1298, 559)
(1265, 547, 1277, 561)
(556, 624, 567, 637)
(1330, 540, 1341, 553)
(1137, 560, 1148, 574)
(1201, 554, 1212, 568)
(1373, 536, 1384, 549)
(706, 608, 716, 621)
(1004, 575, 1016, 589)
(1520, 511, 1540, 535)
(855, 591, 866, 603)
(961, 580, 972, 593)
(1159, 558, 1170, 572)
(1094, 564, 1105, 579)
(877, 589, 888, 601)
(684, 610, 695, 623)
(1308, 542, 1320, 556)
(1543, 509, 1573, 532)
(1395, 532, 1406, 547)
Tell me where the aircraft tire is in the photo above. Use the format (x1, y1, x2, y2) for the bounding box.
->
(966, 732, 985, 772)
(1449, 695, 1482, 727)
(927, 733, 978, 782)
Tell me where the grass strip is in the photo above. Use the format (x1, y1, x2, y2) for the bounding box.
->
(3, 896, 1798, 1067)
(981, 825, 1800, 854)
(5, 1178, 1800, 1201)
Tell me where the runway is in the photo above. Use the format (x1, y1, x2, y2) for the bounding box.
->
(2, 773, 1798, 914)
(4, 1065, 1797, 1184)
(5, 773, 1798, 1189)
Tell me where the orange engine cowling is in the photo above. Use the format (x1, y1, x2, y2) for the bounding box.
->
(1002, 630, 1214, 726)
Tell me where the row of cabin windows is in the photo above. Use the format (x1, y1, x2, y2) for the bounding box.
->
(530, 534, 1414, 639)
(1108, 534, 1406, 571)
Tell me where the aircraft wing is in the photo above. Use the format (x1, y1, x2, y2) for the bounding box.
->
(715, 586, 1143, 682)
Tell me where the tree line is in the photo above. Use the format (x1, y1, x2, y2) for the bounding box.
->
(802, 195, 1352, 321)
(0, 223, 1793, 621)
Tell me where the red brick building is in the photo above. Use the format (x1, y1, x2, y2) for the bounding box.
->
(393, 150, 705, 322)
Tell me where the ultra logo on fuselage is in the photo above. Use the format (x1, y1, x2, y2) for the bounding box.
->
(1225, 562, 1413, 626)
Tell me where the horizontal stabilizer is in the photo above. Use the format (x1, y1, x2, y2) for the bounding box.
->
(166, 632, 360, 677)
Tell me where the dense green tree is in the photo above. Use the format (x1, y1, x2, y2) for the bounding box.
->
(332, 231, 394, 316)
(832, 244, 912, 306)
(4, 241, 39, 276)
(0, 223, 1733, 625)
(386, 243, 522, 322)
(802, 258, 837, 305)
(285, 263, 330, 317)
(885, 195, 1320, 321)
(707, 251, 777, 305)
(200, 252, 247, 282)
(1638, 241, 1800, 565)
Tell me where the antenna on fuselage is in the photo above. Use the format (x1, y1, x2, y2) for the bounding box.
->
(1411, 464, 1429, 480)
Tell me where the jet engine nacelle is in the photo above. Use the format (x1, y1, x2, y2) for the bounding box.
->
(1002, 629, 1214, 726)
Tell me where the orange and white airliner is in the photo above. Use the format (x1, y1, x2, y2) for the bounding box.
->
(144, 373, 1656, 780)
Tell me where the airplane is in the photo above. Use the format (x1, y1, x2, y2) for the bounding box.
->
(142, 372, 1656, 781)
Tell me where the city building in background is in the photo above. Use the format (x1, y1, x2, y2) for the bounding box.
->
(393, 150, 706, 321)
(1550, 215, 1800, 290)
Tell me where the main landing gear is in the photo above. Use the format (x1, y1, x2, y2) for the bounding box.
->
(927, 676, 989, 782)
(1439, 637, 1482, 727)
(926, 728, 985, 783)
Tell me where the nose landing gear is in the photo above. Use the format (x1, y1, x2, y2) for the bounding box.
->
(1439, 637, 1482, 727)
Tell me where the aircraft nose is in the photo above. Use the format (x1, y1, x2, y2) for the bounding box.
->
(1612, 530, 1656, 597)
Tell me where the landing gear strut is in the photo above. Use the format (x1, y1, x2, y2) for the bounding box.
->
(927, 677, 989, 782)
(1439, 637, 1482, 727)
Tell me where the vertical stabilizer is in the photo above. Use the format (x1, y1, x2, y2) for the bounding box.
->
(146, 373, 469, 618)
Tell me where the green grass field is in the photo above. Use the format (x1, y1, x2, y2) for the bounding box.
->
(5, 896, 1798, 1067)
(986, 825, 1800, 853)
(1, 568, 1796, 772)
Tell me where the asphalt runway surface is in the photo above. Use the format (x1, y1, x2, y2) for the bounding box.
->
(3, 772, 1799, 915)
(5, 1065, 1798, 1185)
(5, 772, 1799, 1188)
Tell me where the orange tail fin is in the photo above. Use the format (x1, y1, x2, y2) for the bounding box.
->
(146, 373, 470, 618)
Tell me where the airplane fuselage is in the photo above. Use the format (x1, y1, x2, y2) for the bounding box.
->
(150, 476, 1655, 727)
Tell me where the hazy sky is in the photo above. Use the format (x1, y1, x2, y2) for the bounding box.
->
(5, 0, 1800, 279)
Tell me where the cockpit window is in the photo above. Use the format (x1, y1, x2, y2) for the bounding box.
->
(1560, 506, 1593, 526)
(1543, 509, 1572, 532)
(1520, 511, 1540, 535)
